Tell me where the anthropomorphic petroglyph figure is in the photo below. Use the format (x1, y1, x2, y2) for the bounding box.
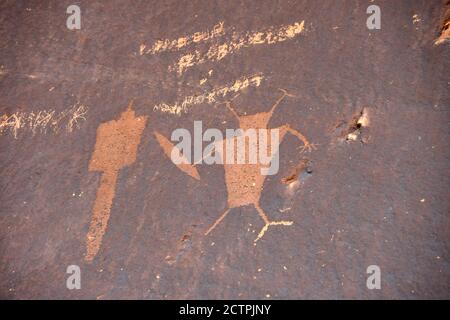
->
(86, 102, 147, 261)
(155, 89, 316, 243)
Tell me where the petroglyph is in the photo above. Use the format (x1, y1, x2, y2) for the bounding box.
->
(0, 103, 87, 138)
(85, 102, 147, 262)
(153, 73, 264, 115)
(171, 21, 305, 74)
(435, 4, 450, 45)
(156, 89, 317, 243)
(141, 21, 225, 55)
(154, 131, 200, 180)
(205, 90, 315, 242)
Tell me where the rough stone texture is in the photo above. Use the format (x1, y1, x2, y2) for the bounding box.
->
(0, 0, 449, 299)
